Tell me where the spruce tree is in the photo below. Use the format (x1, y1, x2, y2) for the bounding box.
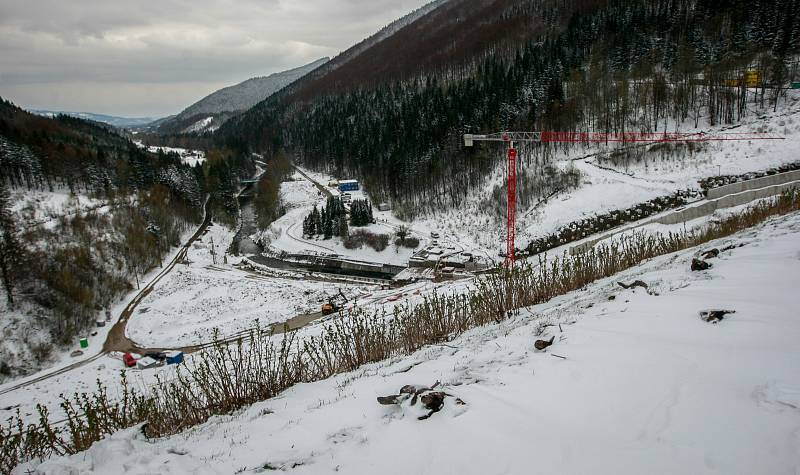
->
(350, 199, 373, 226)
(311, 205, 322, 236)
(338, 215, 349, 238)
(0, 183, 22, 306)
(323, 213, 333, 239)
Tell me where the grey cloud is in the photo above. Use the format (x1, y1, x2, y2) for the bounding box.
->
(0, 0, 432, 117)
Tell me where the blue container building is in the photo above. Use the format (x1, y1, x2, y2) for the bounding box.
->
(338, 180, 360, 192)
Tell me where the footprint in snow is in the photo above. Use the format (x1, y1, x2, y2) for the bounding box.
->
(753, 381, 800, 412)
(327, 426, 365, 445)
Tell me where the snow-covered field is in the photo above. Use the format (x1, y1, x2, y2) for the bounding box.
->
(264, 171, 429, 266)
(23, 208, 800, 475)
(134, 141, 206, 166)
(126, 221, 381, 348)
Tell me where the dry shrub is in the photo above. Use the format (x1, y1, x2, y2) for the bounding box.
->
(396, 237, 420, 248)
(3, 190, 799, 473)
(343, 230, 390, 252)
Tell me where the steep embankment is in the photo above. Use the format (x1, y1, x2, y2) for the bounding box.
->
(26, 206, 800, 475)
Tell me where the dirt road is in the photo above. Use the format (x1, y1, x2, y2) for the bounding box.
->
(0, 198, 213, 396)
(294, 165, 333, 198)
(103, 198, 213, 354)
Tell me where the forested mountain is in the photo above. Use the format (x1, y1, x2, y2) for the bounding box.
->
(1, 99, 205, 204)
(0, 98, 251, 377)
(217, 0, 800, 217)
(290, 0, 449, 95)
(156, 58, 329, 135)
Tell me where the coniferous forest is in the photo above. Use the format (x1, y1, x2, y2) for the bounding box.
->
(216, 0, 800, 217)
(302, 197, 375, 240)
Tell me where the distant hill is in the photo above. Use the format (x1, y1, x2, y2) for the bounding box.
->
(31, 110, 158, 129)
(1, 98, 203, 200)
(157, 57, 329, 135)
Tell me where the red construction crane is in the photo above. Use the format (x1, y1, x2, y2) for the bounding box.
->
(464, 131, 785, 266)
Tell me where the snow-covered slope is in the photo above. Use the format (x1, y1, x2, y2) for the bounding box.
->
(24, 209, 800, 475)
(408, 90, 800, 260)
(158, 58, 328, 134)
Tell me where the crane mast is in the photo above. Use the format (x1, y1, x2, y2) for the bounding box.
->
(464, 131, 784, 267)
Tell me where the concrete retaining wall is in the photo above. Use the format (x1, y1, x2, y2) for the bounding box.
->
(706, 170, 800, 200)
(656, 180, 800, 225)
(570, 178, 800, 255)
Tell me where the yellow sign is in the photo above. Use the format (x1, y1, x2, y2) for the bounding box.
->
(744, 70, 761, 87)
(724, 70, 762, 88)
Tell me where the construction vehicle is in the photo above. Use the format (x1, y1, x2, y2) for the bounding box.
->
(123, 353, 137, 368)
(322, 289, 349, 315)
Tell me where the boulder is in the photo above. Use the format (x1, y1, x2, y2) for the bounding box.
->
(618, 280, 648, 290)
(691, 258, 712, 271)
(377, 382, 465, 420)
(535, 336, 555, 351)
(699, 309, 736, 323)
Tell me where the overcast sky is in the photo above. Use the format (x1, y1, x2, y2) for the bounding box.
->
(0, 0, 431, 118)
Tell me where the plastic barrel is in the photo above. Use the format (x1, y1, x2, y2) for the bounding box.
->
(79, 338, 89, 349)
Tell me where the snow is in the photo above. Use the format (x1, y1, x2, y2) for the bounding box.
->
(19, 209, 800, 475)
(133, 141, 206, 166)
(408, 91, 800, 261)
(1, 190, 130, 381)
(182, 116, 214, 134)
(125, 222, 376, 348)
(9, 189, 107, 229)
(0, 212, 201, 386)
(5, 67, 800, 475)
(264, 170, 425, 267)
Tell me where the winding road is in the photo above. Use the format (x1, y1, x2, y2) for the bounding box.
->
(0, 178, 407, 395)
(2, 164, 472, 395)
(0, 197, 213, 396)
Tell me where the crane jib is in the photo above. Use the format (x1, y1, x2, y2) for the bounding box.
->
(462, 130, 784, 267)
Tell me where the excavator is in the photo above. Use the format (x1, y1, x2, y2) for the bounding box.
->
(322, 289, 349, 315)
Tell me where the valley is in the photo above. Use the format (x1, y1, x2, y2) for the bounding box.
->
(2, 1, 800, 473)
(2, 90, 799, 423)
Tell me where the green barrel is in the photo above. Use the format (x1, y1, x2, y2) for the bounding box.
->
(79, 338, 89, 349)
